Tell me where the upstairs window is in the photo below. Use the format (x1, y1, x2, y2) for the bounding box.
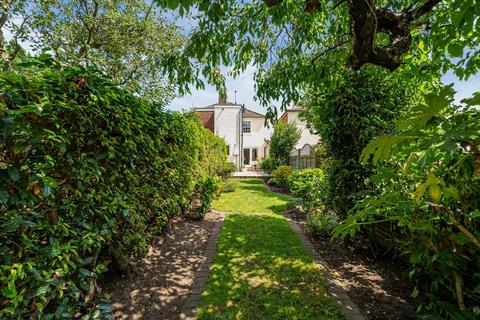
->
(242, 121, 251, 133)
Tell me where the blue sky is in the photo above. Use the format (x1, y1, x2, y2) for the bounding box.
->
(167, 66, 480, 114)
(4, 10, 479, 115)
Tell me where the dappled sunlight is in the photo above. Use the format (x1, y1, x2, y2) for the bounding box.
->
(197, 213, 342, 319)
(101, 217, 221, 320)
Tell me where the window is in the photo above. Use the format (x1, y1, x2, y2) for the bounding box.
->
(243, 148, 250, 165)
(252, 148, 258, 161)
(226, 145, 230, 155)
(242, 121, 251, 133)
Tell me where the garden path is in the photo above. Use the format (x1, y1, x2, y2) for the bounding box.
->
(102, 212, 223, 320)
(104, 178, 413, 320)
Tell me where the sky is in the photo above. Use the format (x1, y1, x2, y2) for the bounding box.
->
(167, 65, 480, 114)
(167, 64, 273, 113)
(3, 11, 479, 116)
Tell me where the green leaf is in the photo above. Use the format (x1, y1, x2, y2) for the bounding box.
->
(448, 43, 464, 58)
(8, 167, 20, 181)
(1, 282, 17, 299)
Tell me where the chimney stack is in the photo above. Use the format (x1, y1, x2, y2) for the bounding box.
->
(218, 89, 227, 104)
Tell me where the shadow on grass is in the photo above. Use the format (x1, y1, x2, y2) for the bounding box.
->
(197, 214, 342, 320)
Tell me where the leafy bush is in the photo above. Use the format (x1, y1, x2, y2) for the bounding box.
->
(286, 197, 303, 210)
(260, 158, 279, 174)
(0, 57, 227, 318)
(333, 87, 480, 317)
(306, 211, 340, 237)
(288, 168, 327, 210)
(222, 180, 236, 193)
(186, 176, 221, 220)
(272, 165, 293, 189)
(301, 66, 416, 218)
(269, 121, 301, 165)
(218, 162, 237, 178)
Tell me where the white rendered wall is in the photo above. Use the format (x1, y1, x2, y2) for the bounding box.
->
(214, 105, 241, 167)
(243, 117, 270, 160)
(287, 112, 320, 149)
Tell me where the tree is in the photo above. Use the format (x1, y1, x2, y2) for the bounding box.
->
(156, 0, 479, 116)
(301, 65, 418, 217)
(270, 121, 301, 165)
(26, 0, 184, 103)
(0, 0, 29, 71)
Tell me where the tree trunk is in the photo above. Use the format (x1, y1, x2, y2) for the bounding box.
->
(0, 0, 12, 71)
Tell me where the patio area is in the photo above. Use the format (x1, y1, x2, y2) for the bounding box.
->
(231, 170, 270, 178)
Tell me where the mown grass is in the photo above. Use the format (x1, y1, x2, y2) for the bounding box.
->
(213, 178, 291, 214)
(198, 178, 342, 319)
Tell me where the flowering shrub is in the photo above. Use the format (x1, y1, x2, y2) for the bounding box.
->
(0, 57, 227, 318)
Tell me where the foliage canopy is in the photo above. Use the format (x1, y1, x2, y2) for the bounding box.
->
(156, 0, 479, 119)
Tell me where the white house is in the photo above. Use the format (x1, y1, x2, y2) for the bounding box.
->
(195, 93, 270, 171)
(279, 106, 319, 148)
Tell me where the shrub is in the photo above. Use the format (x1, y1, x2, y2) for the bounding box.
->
(0, 57, 227, 318)
(219, 162, 237, 178)
(286, 197, 303, 210)
(301, 66, 416, 218)
(260, 158, 279, 174)
(306, 211, 340, 237)
(272, 165, 293, 189)
(222, 180, 236, 193)
(186, 176, 221, 220)
(334, 87, 480, 317)
(288, 168, 327, 210)
(269, 121, 301, 165)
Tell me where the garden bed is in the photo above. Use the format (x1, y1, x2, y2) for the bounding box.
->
(100, 212, 223, 320)
(288, 214, 419, 320)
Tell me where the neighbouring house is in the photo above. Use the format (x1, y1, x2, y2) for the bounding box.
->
(195, 93, 270, 171)
(279, 106, 320, 169)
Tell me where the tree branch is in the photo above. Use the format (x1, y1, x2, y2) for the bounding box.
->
(347, 0, 442, 70)
(0, 0, 13, 71)
(265, 0, 283, 7)
(407, 0, 442, 20)
(312, 40, 349, 61)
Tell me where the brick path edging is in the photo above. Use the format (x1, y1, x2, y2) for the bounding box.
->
(284, 213, 366, 320)
(179, 217, 224, 320)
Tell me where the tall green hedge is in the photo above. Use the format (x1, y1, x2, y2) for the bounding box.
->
(0, 57, 229, 318)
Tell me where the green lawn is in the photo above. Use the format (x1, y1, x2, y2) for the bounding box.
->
(213, 178, 291, 214)
(198, 178, 342, 319)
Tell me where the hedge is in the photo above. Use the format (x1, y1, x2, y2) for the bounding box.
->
(0, 57, 230, 318)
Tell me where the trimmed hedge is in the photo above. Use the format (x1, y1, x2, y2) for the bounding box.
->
(0, 57, 229, 318)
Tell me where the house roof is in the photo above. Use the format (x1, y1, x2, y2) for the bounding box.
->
(243, 109, 264, 118)
(195, 104, 265, 118)
(279, 105, 302, 121)
(196, 101, 243, 110)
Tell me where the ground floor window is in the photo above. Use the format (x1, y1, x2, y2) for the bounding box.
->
(243, 148, 250, 165)
(243, 148, 259, 165)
